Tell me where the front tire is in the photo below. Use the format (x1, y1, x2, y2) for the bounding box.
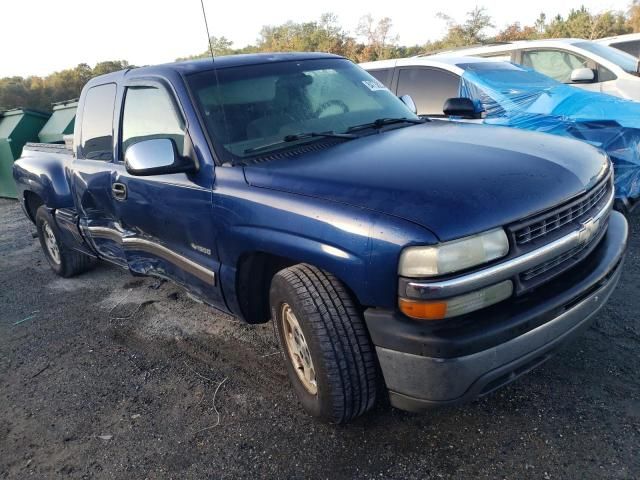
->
(35, 206, 96, 277)
(270, 264, 378, 423)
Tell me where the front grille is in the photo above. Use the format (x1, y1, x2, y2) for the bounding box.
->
(520, 218, 608, 281)
(514, 175, 611, 246)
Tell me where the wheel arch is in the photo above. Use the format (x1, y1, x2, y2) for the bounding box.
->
(23, 190, 45, 223)
(218, 222, 371, 324)
(232, 249, 365, 325)
(13, 153, 74, 214)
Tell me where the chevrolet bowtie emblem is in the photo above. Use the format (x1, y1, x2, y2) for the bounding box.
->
(577, 216, 600, 245)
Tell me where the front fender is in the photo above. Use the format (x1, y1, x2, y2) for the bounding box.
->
(214, 174, 437, 313)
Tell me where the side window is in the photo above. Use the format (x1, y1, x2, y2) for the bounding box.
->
(520, 49, 589, 83)
(396, 68, 460, 116)
(598, 65, 617, 82)
(121, 86, 185, 157)
(81, 84, 116, 161)
(367, 68, 392, 88)
(610, 40, 640, 58)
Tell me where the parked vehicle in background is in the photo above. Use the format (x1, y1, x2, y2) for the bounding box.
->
(13, 53, 628, 423)
(361, 56, 640, 212)
(598, 33, 640, 59)
(431, 39, 640, 100)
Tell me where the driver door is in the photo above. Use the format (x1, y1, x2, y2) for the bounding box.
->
(112, 82, 224, 306)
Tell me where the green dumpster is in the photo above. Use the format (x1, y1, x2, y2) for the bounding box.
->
(0, 108, 50, 198)
(38, 100, 78, 144)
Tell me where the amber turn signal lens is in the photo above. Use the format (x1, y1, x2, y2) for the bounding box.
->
(399, 280, 514, 321)
(399, 298, 448, 320)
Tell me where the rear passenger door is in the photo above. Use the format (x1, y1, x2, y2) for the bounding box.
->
(112, 81, 224, 306)
(72, 82, 128, 266)
(395, 67, 461, 117)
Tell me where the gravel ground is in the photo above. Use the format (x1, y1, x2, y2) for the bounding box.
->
(0, 197, 639, 479)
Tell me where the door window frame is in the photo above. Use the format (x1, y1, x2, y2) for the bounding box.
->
(117, 78, 188, 163)
(78, 82, 118, 161)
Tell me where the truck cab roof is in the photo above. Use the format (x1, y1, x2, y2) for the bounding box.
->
(86, 52, 344, 87)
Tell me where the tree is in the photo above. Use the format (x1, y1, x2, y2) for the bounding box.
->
(208, 36, 234, 56)
(0, 61, 132, 112)
(495, 22, 539, 41)
(629, 1, 640, 32)
(544, 6, 629, 39)
(178, 35, 249, 60)
(425, 6, 494, 52)
(355, 14, 399, 60)
(535, 13, 547, 34)
(589, 11, 630, 38)
(256, 13, 353, 56)
(92, 60, 130, 76)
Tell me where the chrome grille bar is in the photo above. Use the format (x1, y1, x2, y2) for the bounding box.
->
(515, 177, 610, 246)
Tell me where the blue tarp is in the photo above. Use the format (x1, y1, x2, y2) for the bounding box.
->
(458, 62, 640, 201)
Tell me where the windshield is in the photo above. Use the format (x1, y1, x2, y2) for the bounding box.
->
(574, 41, 639, 73)
(187, 58, 417, 161)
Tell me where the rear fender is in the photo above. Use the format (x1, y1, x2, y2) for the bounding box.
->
(13, 153, 74, 210)
(13, 153, 94, 255)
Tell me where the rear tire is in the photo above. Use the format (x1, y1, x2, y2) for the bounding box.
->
(35, 206, 96, 277)
(270, 264, 378, 423)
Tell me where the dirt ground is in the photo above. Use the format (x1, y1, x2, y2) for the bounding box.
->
(0, 197, 638, 479)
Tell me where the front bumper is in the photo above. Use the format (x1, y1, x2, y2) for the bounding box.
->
(365, 211, 628, 412)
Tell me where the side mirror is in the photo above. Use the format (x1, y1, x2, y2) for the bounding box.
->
(124, 138, 197, 176)
(443, 97, 483, 119)
(399, 94, 417, 114)
(570, 68, 595, 83)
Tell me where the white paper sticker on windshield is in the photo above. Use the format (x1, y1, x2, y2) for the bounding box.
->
(362, 79, 388, 91)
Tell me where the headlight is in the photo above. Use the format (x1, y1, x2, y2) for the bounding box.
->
(399, 228, 509, 277)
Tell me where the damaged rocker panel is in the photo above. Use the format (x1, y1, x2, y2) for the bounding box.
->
(87, 226, 216, 285)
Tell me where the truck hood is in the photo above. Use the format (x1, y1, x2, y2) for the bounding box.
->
(243, 121, 608, 241)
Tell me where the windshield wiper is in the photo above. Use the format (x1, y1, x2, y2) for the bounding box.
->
(244, 131, 356, 155)
(346, 117, 427, 133)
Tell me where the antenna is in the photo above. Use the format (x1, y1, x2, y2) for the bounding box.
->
(198, 0, 232, 161)
(200, 0, 215, 63)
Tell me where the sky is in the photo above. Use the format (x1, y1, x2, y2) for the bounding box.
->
(1, 0, 632, 77)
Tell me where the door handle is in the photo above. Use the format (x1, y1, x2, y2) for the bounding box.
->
(112, 182, 127, 201)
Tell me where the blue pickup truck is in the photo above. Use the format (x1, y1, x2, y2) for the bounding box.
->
(13, 53, 628, 423)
